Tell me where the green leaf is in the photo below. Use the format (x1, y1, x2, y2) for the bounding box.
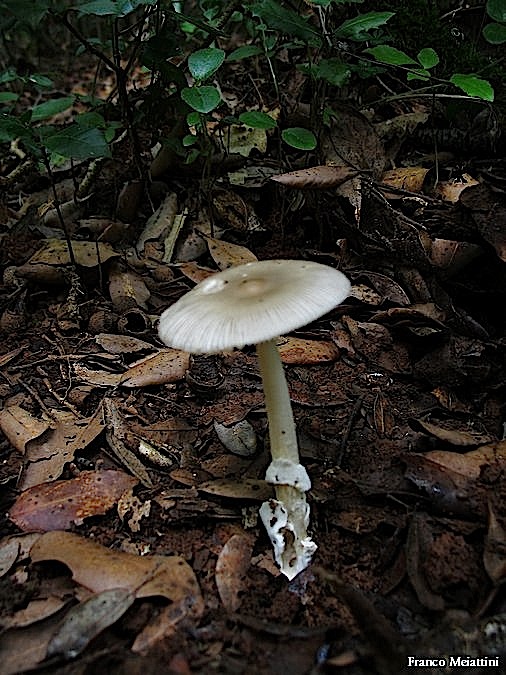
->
(76, 0, 156, 16)
(0, 113, 30, 142)
(181, 86, 221, 113)
(281, 127, 317, 151)
(41, 126, 111, 159)
(335, 11, 395, 41)
(251, 0, 322, 46)
(227, 45, 263, 61)
(483, 21, 506, 43)
(417, 48, 439, 69)
(1, 0, 52, 28)
(182, 134, 198, 147)
(188, 48, 225, 82)
(450, 74, 494, 101)
(486, 0, 506, 23)
(0, 92, 19, 104)
(27, 74, 53, 89)
(239, 111, 277, 129)
(31, 97, 74, 122)
(365, 45, 417, 66)
(407, 68, 431, 82)
(301, 58, 351, 87)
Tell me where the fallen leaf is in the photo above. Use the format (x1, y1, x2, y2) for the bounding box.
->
(199, 478, 273, 501)
(119, 349, 190, 387)
(108, 265, 151, 311)
(411, 418, 496, 447)
(276, 336, 339, 364)
(95, 333, 155, 354)
(30, 531, 204, 613)
(205, 236, 258, 269)
(215, 532, 255, 612)
(19, 406, 106, 490)
(27, 239, 118, 267)
(271, 165, 357, 189)
(47, 588, 135, 659)
(214, 419, 257, 457)
(9, 470, 138, 532)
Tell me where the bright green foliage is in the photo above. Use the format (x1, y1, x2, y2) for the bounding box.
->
(239, 111, 277, 130)
(188, 48, 225, 82)
(450, 74, 495, 102)
(334, 12, 395, 41)
(181, 86, 222, 113)
(281, 128, 317, 151)
(365, 45, 417, 66)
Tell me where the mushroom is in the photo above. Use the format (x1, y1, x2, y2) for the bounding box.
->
(158, 259, 351, 579)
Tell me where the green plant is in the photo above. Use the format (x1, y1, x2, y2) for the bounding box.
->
(483, 0, 506, 44)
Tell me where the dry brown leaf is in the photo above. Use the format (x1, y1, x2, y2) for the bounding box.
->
(271, 165, 357, 189)
(0, 596, 68, 630)
(30, 531, 204, 612)
(205, 236, 258, 269)
(0, 534, 41, 577)
(214, 419, 257, 457)
(422, 441, 506, 479)
(0, 611, 62, 675)
(95, 333, 155, 354)
(108, 265, 151, 311)
(177, 261, 215, 283)
(137, 192, 178, 253)
(215, 532, 255, 612)
(412, 419, 496, 447)
(18, 406, 106, 491)
(380, 167, 429, 194)
(0, 405, 49, 454)
(27, 239, 118, 267)
(9, 470, 138, 532)
(199, 478, 273, 501)
(434, 173, 479, 203)
(425, 238, 482, 272)
(276, 336, 339, 364)
(72, 363, 123, 387)
(119, 349, 190, 387)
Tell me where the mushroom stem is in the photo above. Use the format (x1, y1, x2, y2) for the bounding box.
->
(256, 339, 299, 464)
(256, 339, 317, 580)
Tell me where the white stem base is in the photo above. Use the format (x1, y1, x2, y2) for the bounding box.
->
(260, 460, 316, 580)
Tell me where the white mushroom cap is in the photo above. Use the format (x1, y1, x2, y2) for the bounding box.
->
(158, 259, 350, 353)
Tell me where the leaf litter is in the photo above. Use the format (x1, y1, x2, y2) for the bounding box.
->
(1, 23, 506, 675)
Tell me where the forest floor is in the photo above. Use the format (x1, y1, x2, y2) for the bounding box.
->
(1, 9, 506, 675)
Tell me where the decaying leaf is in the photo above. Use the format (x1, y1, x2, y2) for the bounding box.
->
(30, 531, 204, 613)
(9, 470, 138, 532)
(205, 236, 258, 269)
(1, 406, 106, 491)
(108, 264, 151, 311)
(271, 165, 357, 189)
(47, 588, 135, 659)
(380, 167, 429, 193)
(411, 418, 496, 447)
(215, 532, 255, 612)
(199, 478, 273, 501)
(137, 192, 178, 253)
(119, 349, 190, 387)
(214, 419, 257, 457)
(0, 405, 49, 454)
(276, 336, 339, 364)
(95, 333, 155, 354)
(27, 239, 118, 267)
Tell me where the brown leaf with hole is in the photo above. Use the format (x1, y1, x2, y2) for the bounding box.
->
(119, 349, 190, 387)
(276, 337, 339, 364)
(9, 470, 138, 532)
(19, 406, 106, 491)
(215, 532, 255, 612)
(30, 531, 204, 614)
